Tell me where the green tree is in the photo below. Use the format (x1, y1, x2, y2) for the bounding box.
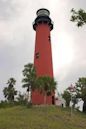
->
(3, 78, 17, 102)
(75, 77, 86, 112)
(70, 8, 86, 27)
(36, 76, 56, 104)
(22, 63, 37, 103)
(70, 9, 86, 111)
(17, 92, 27, 105)
(62, 90, 71, 107)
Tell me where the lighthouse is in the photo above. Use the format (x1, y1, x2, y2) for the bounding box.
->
(32, 8, 54, 104)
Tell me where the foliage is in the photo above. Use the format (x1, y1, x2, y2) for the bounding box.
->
(70, 8, 86, 27)
(75, 77, 86, 112)
(36, 76, 56, 104)
(72, 95, 78, 108)
(22, 63, 37, 91)
(22, 63, 57, 104)
(75, 78, 86, 101)
(62, 90, 71, 106)
(0, 101, 13, 108)
(71, 7, 86, 112)
(22, 63, 37, 103)
(3, 78, 17, 102)
(17, 92, 27, 105)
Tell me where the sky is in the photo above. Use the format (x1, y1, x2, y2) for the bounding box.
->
(0, 0, 86, 100)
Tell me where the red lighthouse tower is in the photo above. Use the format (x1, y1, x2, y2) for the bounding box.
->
(32, 8, 54, 104)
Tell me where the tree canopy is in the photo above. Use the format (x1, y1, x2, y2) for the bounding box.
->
(3, 78, 17, 102)
(75, 78, 86, 101)
(75, 77, 86, 112)
(71, 8, 86, 27)
(62, 90, 71, 107)
(36, 76, 56, 104)
(22, 63, 37, 91)
(22, 63, 37, 103)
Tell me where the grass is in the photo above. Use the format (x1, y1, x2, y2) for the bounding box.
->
(0, 105, 86, 129)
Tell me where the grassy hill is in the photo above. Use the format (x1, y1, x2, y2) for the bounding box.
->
(0, 105, 86, 129)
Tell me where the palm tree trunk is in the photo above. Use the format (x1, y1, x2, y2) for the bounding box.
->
(27, 86, 32, 104)
(30, 90, 32, 104)
(83, 100, 86, 112)
(29, 86, 32, 104)
(44, 92, 47, 105)
(27, 91, 29, 103)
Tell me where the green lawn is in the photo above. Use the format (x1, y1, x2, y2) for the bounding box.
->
(0, 105, 86, 129)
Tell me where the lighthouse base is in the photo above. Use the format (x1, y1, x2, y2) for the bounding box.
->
(32, 90, 55, 105)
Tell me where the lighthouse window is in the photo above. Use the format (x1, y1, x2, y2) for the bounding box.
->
(35, 52, 39, 59)
(48, 36, 51, 42)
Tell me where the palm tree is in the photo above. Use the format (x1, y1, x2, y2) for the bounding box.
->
(3, 78, 17, 102)
(22, 63, 37, 103)
(36, 76, 57, 104)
